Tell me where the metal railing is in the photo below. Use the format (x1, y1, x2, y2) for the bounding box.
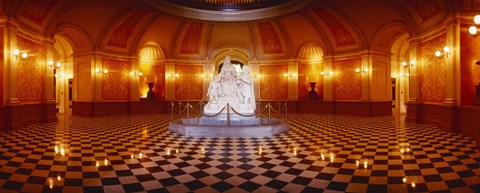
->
(170, 100, 289, 127)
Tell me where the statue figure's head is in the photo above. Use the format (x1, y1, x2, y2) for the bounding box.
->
(224, 55, 231, 65)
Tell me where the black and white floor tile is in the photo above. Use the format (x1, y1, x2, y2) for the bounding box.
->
(0, 113, 479, 192)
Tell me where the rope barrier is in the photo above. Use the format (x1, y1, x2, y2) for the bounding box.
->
(229, 105, 257, 117)
(202, 106, 226, 117)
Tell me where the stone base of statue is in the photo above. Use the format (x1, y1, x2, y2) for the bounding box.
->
(168, 115, 289, 137)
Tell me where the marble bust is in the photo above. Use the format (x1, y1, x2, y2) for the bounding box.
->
(204, 56, 255, 115)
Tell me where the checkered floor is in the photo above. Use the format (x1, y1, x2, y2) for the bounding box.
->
(0, 113, 479, 193)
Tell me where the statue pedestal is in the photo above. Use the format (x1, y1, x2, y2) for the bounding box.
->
(309, 82, 317, 100)
(147, 82, 155, 100)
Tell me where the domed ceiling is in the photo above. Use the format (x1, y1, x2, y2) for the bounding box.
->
(4, 0, 458, 61)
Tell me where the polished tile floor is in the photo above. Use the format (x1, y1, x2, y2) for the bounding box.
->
(0, 113, 479, 193)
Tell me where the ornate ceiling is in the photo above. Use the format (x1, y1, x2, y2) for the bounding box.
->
(3, 0, 464, 61)
(165, 0, 290, 11)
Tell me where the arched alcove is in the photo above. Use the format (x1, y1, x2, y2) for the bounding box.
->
(297, 42, 324, 100)
(138, 42, 166, 100)
(53, 35, 74, 114)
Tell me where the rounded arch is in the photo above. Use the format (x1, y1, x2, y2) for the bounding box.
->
(53, 22, 94, 53)
(369, 20, 412, 52)
(297, 42, 324, 64)
(138, 41, 166, 64)
(210, 44, 252, 65)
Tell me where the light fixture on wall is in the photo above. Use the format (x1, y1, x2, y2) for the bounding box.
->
(469, 15, 480, 37)
(48, 61, 62, 69)
(435, 46, 450, 58)
(283, 73, 297, 78)
(320, 71, 333, 76)
(130, 71, 143, 77)
(399, 73, 410, 78)
(13, 49, 28, 60)
(355, 67, 368, 74)
(199, 74, 213, 79)
(401, 60, 415, 68)
(167, 73, 179, 78)
(96, 68, 108, 74)
(254, 74, 262, 79)
(54, 73, 65, 78)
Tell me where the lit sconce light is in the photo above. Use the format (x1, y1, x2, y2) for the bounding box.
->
(320, 71, 333, 76)
(96, 68, 108, 74)
(403, 177, 407, 183)
(321, 152, 325, 161)
(139, 152, 143, 159)
(330, 152, 334, 163)
(399, 73, 410, 78)
(356, 160, 360, 167)
(13, 49, 28, 60)
(435, 46, 450, 58)
(175, 148, 179, 154)
(48, 61, 62, 69)
(400, 60, 415, 68)
(363, 159, 368, 169)
(284, 73, 297, 78)
(258, 145, 262, 155)
(130, 71, 143, 77)
(355, 67, 368, 74)
(166, 73, 179, 79)
(200, 146, 205, 155)
(469, 15, 480, 38)
(254, 74, 262, 79)
(200, 74, 212, 79)
(54, 73, 65, 78)
(293, 147, 297, 156)
(104, 158, 108, 166)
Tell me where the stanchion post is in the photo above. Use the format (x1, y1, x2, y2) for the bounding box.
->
(227, 103, 230, 127)
(186, 103, 190, 126)
(285, 100, 288, 121)
(171, 102, 174, 121)
(268, 103, 271, 126)
(178, 101, 182, 117)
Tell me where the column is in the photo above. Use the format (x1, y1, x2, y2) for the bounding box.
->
(4, 24, 20, 105)
(287, 61, 297, 101)
(443, 18, 460, 106)
(360, 54, 370, 101)
(130, 59, 140, 101)
(323, 57, 333, 101)
(165, 61, 175, 101)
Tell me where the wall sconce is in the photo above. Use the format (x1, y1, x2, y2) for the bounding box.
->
(283, 73, 297, 78)
(167, 73, 179, 78)
(13, 49, 28, 60)
(355, 67, 368, 74)
(48, 61, 62, 69)
(399, 73, 410, 78)
(199, 74, 213, 79)
(401, 60, 415, 68)
(254, 74, 262, 79)
(96, 68, 108, 74)
(435, 46, 450, 58)
(54, 73, 65, 78)
(320, 71, 333, 76)
(469, 15, 480, 37)
(130, 71, 143, 77)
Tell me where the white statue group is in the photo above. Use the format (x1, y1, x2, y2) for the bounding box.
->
(204, 55, 256, 115)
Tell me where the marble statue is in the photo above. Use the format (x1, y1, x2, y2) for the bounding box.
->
(236, 65, 255, 107)
(204, 55, 256, 115)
